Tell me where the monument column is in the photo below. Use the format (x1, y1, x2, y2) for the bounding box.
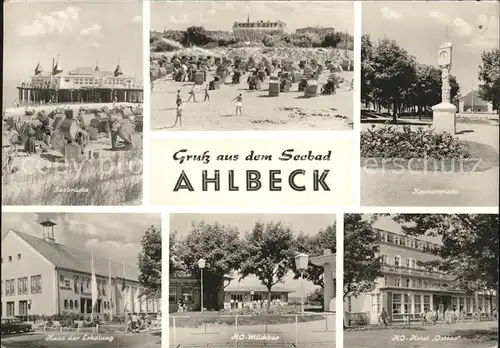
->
(432, 41, 457, 134)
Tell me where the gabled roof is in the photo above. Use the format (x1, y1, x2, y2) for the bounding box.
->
(460, 90, 489, 107)
(6, 230, 139, 282)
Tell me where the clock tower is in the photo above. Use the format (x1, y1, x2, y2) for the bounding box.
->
(437, 42, 452, 67)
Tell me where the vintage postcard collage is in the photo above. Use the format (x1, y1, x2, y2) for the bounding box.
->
(1, 0, 498, 348)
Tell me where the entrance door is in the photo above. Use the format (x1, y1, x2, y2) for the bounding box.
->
(80, 298, 85, 314)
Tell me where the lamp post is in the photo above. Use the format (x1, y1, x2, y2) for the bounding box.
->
(198, 258, 206, 312)
(295, 253, 309, 315)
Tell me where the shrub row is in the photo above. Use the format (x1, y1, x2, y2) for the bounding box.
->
(361, 125, 471, 159)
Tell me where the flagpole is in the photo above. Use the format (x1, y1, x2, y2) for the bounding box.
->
(91, 249, 94, 322)
(123, 260, 126, 314)
(109, 256, 113, 321)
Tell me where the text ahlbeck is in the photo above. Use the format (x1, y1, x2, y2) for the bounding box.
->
(173, 169, 330, 192)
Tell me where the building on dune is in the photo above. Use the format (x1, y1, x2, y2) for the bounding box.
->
(345, 228, 497, 324)
(295, 27, 336, 36)
(1, 220, 160, 319)
(232, 15, 286, 41)
(16, 57, 143, 105)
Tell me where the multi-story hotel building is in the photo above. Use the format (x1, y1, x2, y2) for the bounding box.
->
(16, 57, 143, 105)
(232, 16, 286, 41)
(346, 228, 497, 324)
(1, 220, 160, 319)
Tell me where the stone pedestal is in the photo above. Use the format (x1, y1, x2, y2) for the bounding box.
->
(432, 102, 457, 134)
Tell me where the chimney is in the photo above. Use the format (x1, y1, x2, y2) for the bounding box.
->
(40, 219, 57, 243)
(323, 249, 332, 255)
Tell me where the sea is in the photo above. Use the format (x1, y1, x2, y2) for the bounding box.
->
(3, 80, 21, 109)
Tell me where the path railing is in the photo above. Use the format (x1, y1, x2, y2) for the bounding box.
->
(169, 312, 336, 348)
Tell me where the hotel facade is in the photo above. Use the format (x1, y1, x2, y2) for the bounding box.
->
(232, 16, 286, 41)
(1, 221, 160, 319)
(16, 58, 143, 105)
(345, 229, 497, 324)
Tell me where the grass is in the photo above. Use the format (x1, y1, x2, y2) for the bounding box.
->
(361, 140, 499, 173)
(2, 148, 143, 205)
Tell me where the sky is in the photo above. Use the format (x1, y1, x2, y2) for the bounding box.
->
(151, 1, 353, 34)
(3, 2, 143, 82)
(2, 213, 161, 266)
(170, 214, 336, 295)
(363, 1, 499, 94)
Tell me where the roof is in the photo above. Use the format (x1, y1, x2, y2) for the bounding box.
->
(7, 230, 139, 282)
(225, 283, 293, 293)
(459, 90, 489, 107)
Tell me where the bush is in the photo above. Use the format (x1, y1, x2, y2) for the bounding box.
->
(360, 125, 470, 159)
(262, 33, 283, 48)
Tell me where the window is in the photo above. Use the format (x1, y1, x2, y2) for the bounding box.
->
(17, 254, 21, 260)
(414, 295, 422, 313)
(180, 287, 193, 303)
(459, 298, 465, 311)
(70, 300, 74, 310)
(394, 277, 401, 287)
(60, 275, 64, 282)
(423, 295, 431, 311)
(19, 301, 28, 316)
(169, 287, 176, 303)
(403, 294, 411, 313)
(230, 294, 243, 302)
(17, 277, 28, 295)
(394, 235, 400, 245)
(383, 277, 388, 286)
(6, 279, 15, 296)
(6, 302, 15, 317)
(271, 294, 282, 301)
(31, 275, 42, 294)
(253, 294, 263, 301)
(416, 280, 422, 288)
(392, 294, 402, 314)
(372, 294, 381, 314)
(8, 256, 12, 262)
(405, 279, 411, 288)
(381, 254, 388, 265)
(64, 300, 68, 309)
(466, 298, 472, 313)
(394, 256, 401, 267)
(451, 297, 458, 310)
(406, 259, 411, 268)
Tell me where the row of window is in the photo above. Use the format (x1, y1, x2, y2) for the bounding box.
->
(381, 255, 443, 274)
(1, 253, 22, 263)
(64, 275, 109, 296)
(2, 276, 42, 296)
(384, 276, 451, 290)
(72, 78, 132, 85)
(62, 299, 112, 310)
(378, 230, 439, 252)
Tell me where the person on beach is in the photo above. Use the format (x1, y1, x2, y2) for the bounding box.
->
(233, 94, 243, 116)
(204, 84, 210, 102)
(187, 84, 196, 102)
(125, 313, 132, 332)
(176, 90, 182, 107)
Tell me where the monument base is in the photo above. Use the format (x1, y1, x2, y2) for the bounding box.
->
(432, 102, 457, 134)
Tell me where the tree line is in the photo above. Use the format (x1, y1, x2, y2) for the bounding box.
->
(151, 26, 354, 51)
(169, 220, 335, 310)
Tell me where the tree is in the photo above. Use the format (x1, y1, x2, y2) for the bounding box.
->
(240, 221, 296, 310)
(307, 287, 324, 305)
(138, 225, 162, 298)
(292, 224, 336, 288)
(183, 26, 210, 47)
(478, 49, 500, 113)
(370, 38, 417, 122)
(361, 34, 375, 107)
(174, 221, 243, 310)
(343, 215, 382, 300)
(391, 214, 499, 313)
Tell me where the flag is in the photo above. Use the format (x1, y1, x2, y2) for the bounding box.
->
(91, 250, 98, 319)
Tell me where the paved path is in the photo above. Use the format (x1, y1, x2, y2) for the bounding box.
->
(345, 321, 498, 348)
(1, 331, 160, 348)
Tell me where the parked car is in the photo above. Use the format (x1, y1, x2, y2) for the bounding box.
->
(0, 317, 32, 335)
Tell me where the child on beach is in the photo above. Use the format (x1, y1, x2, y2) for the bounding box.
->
(187, 84, 196, 102)
(175, 104, 183, 128)
(232, 94, 243, 116)
(204, 85, 210, 102)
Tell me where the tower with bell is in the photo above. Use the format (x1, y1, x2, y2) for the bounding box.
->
(431, 26, 457, 134)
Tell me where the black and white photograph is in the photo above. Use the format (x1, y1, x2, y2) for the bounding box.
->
(169, 214, 336, 347)
(0, 212, 162, 348)
(150, 1, 354, 131)
(2, 2, 144, 205)
(360, 1, 499, 206)
(343, 214, 498, 348)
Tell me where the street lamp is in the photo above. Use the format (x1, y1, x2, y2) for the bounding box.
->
(198, 258, 206, 312)
(295, 253, 309, 315)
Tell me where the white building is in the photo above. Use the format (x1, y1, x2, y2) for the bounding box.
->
(310, 249, 336, 312)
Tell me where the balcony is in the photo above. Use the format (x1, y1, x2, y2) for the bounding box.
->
(382, 264, 456, 281)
